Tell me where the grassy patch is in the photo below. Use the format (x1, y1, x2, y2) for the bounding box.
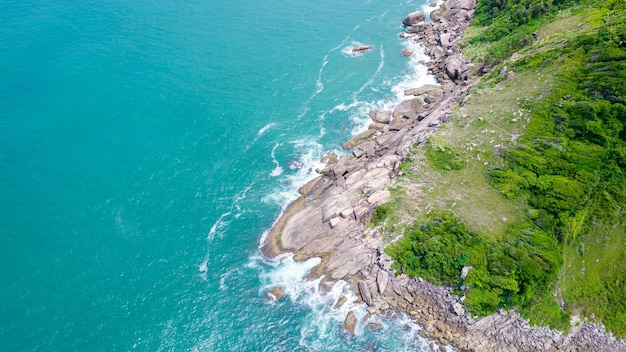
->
(425, 136, 465, 171)
(380, 0, 626, 336)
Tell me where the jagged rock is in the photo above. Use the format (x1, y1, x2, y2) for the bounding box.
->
(298, 175, 323, 197)
(343, 129, 377, 149)
(369, 122, 385, 130)
(268, 287, 285, 301)
(343, 311, 357, 335)
(392, 97, 426, 120)
(369, 110, 392, 124)
(452, 302, 465, 316)
(402, 10, 425, 26)
(377, 270, 389, 294)
(444, 54, 469, 81)
(389, 116, 415, 131)
(352, 45, 373, 54)
(358, 281, 373, 306)
(353, 141, 377, 158)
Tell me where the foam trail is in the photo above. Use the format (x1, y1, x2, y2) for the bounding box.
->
(261, 138, 330, 207)
(297, 24, 362, 119)
(200, 180, 256, 275)
(257, 122, 276, 137)
(270, 143, 284, 177)
(391, 40, 438, 101)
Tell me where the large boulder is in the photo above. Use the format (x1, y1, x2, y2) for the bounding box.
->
(392, 97, 426, 120)
(377, 270, 389, 295)
(444, 54, 469, 81)
(402, 11, 425, 26)
(369, 110, 392, 124)
(342, 129, 377, 149)
(343, 311, 358, 335)
(358, 281, 373, 306)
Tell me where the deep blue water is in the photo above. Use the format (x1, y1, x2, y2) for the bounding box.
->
(0, 1, 443, 350)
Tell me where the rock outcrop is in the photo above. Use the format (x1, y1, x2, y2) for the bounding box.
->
(261, 1, 626, 351)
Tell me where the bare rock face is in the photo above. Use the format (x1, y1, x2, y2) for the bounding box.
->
(376, 270, 389, 294)
(392, 97, 426, 120)
(369, 110, 392, 124)
(342, 129, 378, 149)
(402, 10, 425, 26)
(358, 281, 373, 306)
(444, 54, 469, 82)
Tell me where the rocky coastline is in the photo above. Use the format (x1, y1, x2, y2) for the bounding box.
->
(261, 1, 626, 351)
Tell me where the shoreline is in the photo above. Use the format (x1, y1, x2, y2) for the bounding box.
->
(260, 1, 626, 351)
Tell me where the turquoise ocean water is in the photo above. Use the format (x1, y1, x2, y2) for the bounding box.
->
(0, 1, 446, 350)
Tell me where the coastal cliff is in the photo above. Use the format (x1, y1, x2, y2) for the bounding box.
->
(262, 0, 626, 351)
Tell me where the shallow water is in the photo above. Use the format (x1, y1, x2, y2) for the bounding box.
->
(0, 0, 446, 350)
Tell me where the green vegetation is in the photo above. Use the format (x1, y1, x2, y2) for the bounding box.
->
(425, 136, 466, 171)
(380, 0, 626, 336)
(386, 212, 562, 317)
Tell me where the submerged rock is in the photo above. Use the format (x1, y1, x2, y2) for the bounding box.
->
(268, 287, 285, 301)
(351, 45, 373, 54)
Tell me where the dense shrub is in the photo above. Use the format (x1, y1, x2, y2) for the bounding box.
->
(385, 212, 561, 316)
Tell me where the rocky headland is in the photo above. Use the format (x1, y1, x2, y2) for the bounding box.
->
(261, 1, 626, 351)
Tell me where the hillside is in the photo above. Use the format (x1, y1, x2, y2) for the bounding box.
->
(380, 0, 626, 336)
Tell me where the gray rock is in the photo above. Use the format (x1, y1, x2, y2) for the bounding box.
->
(452, 302, 465, 316)
(353, 141, 377, 158)
(377, 270, 389, 294)
(444, 54, 468, 81)
(404, 85, 444, 97)
(461, 266, 473, 280)
(367, 190, 390, 206)
(358, 281, 373, 306)
(402, 11, 425, 26)
(392, 97, 426, 120)
(369, 110, 392, 124)
(343, 129, 377, 149)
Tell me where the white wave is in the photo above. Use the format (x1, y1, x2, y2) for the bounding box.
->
(207, 210, 232, 242)
(341, 41, 375, 57)
(422, 0, 445, 20)
(391, 40, 438, 101)
(219, 267, 237, 291)
(296, 28, 359, 119)
(270, 143, 284, 177)
(261, 138, 330, 207)
(257, 253, 368, 341)
(257, 122, 276, 137)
